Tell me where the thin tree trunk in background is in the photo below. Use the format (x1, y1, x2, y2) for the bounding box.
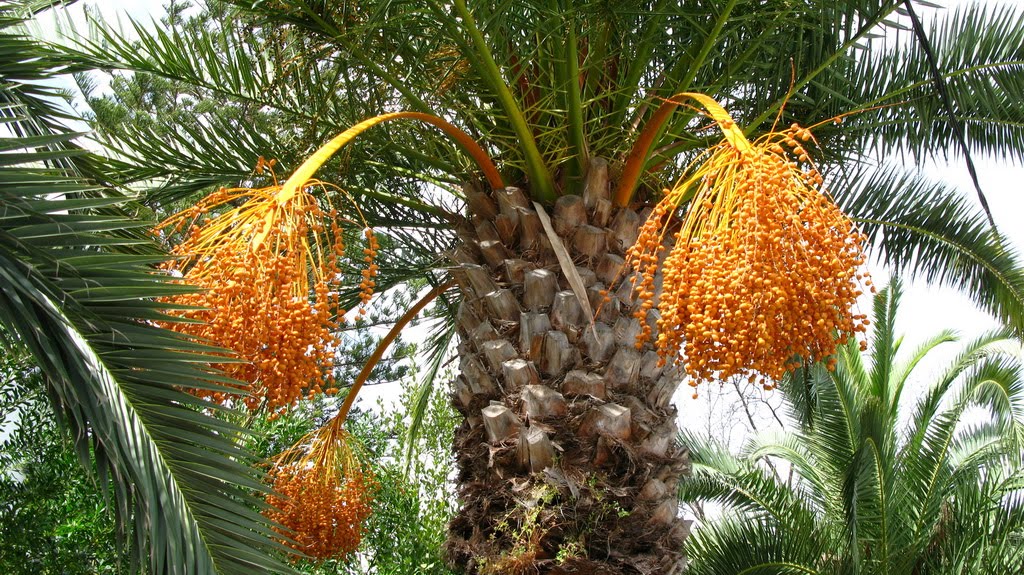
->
(445, 158, 691, 574)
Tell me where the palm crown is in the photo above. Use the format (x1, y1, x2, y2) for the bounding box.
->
(5, 0, 1024, 572)
(70, 0, 1024, 326)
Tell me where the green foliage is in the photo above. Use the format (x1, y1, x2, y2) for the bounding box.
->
(1, 358, 458, 575)
(0, 361, 125, 574)
(333, 283, 417, 384)
(17, 1, 1024, 573)
(353, 380, 458, 575)
(679, 281, 1024, 574)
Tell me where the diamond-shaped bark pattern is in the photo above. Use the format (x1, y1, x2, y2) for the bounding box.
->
(445, 159, 691, 575)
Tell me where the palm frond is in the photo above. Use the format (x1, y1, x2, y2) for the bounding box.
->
(679, 430, 816, 530)
(841, 3, 1024, 164)
(948, 421, 1023, 482)
(0, 146, 294, 575)
(888, 327, 957, 413)
(900, 339, 1022, 559)
(838, 164, 1024, 332)
(0, 11, 293, 573)
(743, 431, 829, 509)
(402, 285, 457, 470)
(903, 330, 1018, 456)
(926, 456, 1024, 572)
(868, 280, 902, 402)
(685, 514, 829, 575)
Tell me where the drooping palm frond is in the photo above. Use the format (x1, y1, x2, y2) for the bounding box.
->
(680, 431, 816, 526)
(900, 330, 1018, 477)
(744, 431, 830, 512)
(679, 432, 833, 575)
(840, 2, 1024, 164)
(837, 164, 1024, 332)
(685, 513, 831, 575)
(900, 340, 1023, 554)
(0, 9, 293, 574)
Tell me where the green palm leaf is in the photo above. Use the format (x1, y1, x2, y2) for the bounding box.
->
(837, 165, 1024, 331)
(843, 3, 1024, 162)
(682, 285, 1024, 574)
(0, 9, 293, 574)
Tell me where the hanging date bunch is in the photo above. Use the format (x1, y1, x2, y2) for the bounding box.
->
(624, 95, 871, 393)
(156, 159, 380, 413)
(264, 423, 376, 560)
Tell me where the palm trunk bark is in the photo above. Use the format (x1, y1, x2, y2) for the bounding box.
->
(445, 158, 690, 574)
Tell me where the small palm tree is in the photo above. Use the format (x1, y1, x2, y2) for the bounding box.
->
(33, 0, 1024, 573)
(680, 280, 1024, 574)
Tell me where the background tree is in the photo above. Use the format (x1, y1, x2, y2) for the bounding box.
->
(0, 352, 125, 575)
(32, 0, 1024, 573)
(679, 281, 1024, 574)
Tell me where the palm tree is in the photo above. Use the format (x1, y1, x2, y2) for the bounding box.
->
(0, 5, 291, 574)
(680, 280, 1024, 574)
(43, 0, 1024, 573)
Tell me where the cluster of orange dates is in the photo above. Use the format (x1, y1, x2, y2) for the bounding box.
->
(156, 182, 355, 414)
(626, 122, 871, 395)
(358, 227, 380, 314)
(155, 162, 382, 563)
(265, 458, 376, 559)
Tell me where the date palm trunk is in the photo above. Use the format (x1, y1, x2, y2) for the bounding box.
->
(445, 158, 690, 574)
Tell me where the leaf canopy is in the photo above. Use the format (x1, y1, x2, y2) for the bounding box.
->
(53, 0, 1024, 332)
